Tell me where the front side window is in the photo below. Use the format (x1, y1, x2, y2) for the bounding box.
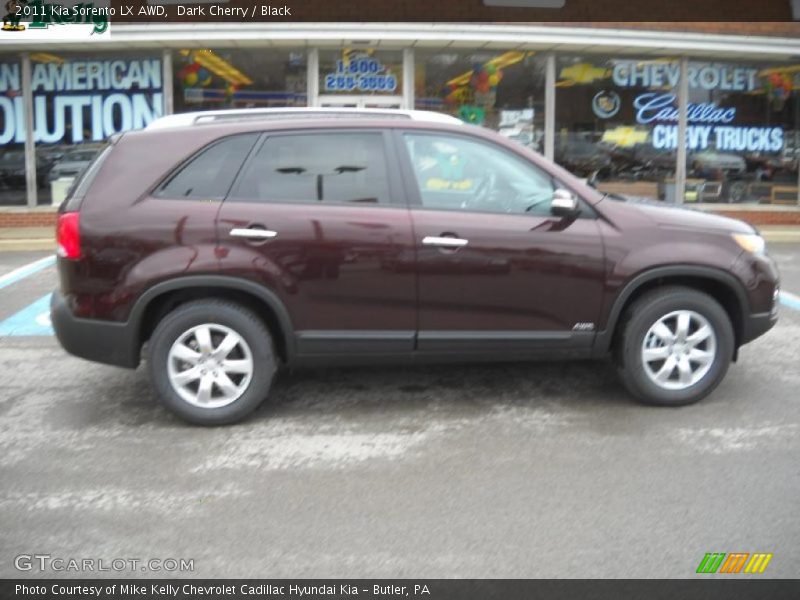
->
(403, 133, 555, 215)
(230, 132, 391, 205)
(157, 133, 259, 199)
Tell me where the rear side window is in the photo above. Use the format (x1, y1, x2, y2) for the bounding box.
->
(157, 133, 259, 199)
(229, 132, 391, 205)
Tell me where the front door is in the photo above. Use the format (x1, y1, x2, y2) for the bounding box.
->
(318, 95, 404, 109)
(397, 130, 606, 354)
(217, 129, 416, 357)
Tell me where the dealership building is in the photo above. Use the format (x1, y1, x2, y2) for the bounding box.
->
(1, 20, 800, 223)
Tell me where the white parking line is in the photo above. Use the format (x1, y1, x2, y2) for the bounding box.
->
(0, 255, 56, 291)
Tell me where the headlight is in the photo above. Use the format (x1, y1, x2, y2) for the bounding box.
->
(732, 233, 766, 254)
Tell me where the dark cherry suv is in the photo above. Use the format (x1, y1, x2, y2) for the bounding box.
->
(51, 109, 779, 425)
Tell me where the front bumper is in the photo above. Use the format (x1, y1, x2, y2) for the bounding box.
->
(50, 291, 140, 369)
(741, 310, 778, 345)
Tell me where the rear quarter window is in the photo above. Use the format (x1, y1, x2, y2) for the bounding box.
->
(155, 133, 259, 199)
(61, 144, 112, 212)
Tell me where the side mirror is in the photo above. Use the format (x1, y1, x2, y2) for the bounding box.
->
(550, 188, 580, 218)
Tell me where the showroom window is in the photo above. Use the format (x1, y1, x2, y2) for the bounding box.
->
(555, 55, 680, 200)
(0, 54, 24, 206)
(682, 60, 799, 204)
(27, 51, 164, 206)
(415, 49, 546, 148)
(318, 49, 403, 105)
(172, 48, 307, 113)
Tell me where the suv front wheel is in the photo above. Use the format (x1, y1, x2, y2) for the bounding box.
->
(616, 287, 734, 406)
(148, 300, 277, 425)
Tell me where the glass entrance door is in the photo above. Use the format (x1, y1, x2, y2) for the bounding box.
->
(318, 95, 403, 109)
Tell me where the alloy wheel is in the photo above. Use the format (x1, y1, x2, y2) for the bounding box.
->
(166, 323, 254, 409)
(641, 310, 717, 391)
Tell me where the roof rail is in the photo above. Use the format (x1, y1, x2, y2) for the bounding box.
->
(146, 107, 463, 130)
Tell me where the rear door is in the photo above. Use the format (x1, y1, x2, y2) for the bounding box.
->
(217, 129, 417, 358)
(396, 130, 606, 355)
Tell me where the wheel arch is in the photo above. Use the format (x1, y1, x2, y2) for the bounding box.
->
(595, 265, 750, 356)
(130, 276, 295, 364)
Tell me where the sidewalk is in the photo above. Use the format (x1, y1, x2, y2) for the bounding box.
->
(2, 224, 800, 253)
(760, 226, 800, 243)
(0, 227, 55, 252)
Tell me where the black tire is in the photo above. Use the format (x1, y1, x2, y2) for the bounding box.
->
(615, 286, 734, 406)
(147, 300, 276, 425)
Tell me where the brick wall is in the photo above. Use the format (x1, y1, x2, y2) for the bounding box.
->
(0, 211, 57, 228)
(1, 207, 799, 229)
(704, 209, 800, 225)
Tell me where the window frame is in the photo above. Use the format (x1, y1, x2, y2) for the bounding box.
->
(152, 132, 261, 201)
(225, 128, 406, 208)
(393, 128, 597, 219)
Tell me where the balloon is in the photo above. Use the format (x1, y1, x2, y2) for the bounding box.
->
(486, 64, 497, 75)
(488, 74, 500, 86)
(197, 68, 210, 81)
(188, 62, 201, 74)
(478, 70, 489, 83)
(184, 72, 198, 87)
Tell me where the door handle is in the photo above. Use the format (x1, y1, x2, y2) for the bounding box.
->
(422, 236, 468, 248)
(230, 227, 278, 240)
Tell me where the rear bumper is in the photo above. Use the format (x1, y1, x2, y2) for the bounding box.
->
(50, 291, 140, 369)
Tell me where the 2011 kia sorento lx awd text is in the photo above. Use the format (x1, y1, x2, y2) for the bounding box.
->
(51, 108, 779, 425)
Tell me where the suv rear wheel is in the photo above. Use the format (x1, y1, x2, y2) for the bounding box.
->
(148, 300, 276, 425)
(616, 287, 734, 406)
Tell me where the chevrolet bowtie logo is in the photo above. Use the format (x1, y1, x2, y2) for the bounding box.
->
(696, 552, 773, 574)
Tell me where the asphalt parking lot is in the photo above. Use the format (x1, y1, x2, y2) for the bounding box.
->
(0, 246, 799, 579)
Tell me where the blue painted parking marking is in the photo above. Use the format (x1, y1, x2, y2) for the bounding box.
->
(780, 291, 800, 312)
(0, 293, 54, 336)
(0, 255, 55, 291)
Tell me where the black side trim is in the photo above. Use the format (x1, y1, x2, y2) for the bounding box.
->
(128, 275, 296, 361)
(418, 330, 592, 353)
(593, 265, 751, 355)
(296, 330, 415, 354)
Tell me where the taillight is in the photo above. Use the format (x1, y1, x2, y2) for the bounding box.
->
(57, 212, 81, 259)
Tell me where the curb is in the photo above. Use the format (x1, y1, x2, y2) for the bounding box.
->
(762, 231, 800, 244)
(0, 239, 55, 252)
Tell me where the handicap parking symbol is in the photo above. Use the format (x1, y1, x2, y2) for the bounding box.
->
(0, 293, 55, 337)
